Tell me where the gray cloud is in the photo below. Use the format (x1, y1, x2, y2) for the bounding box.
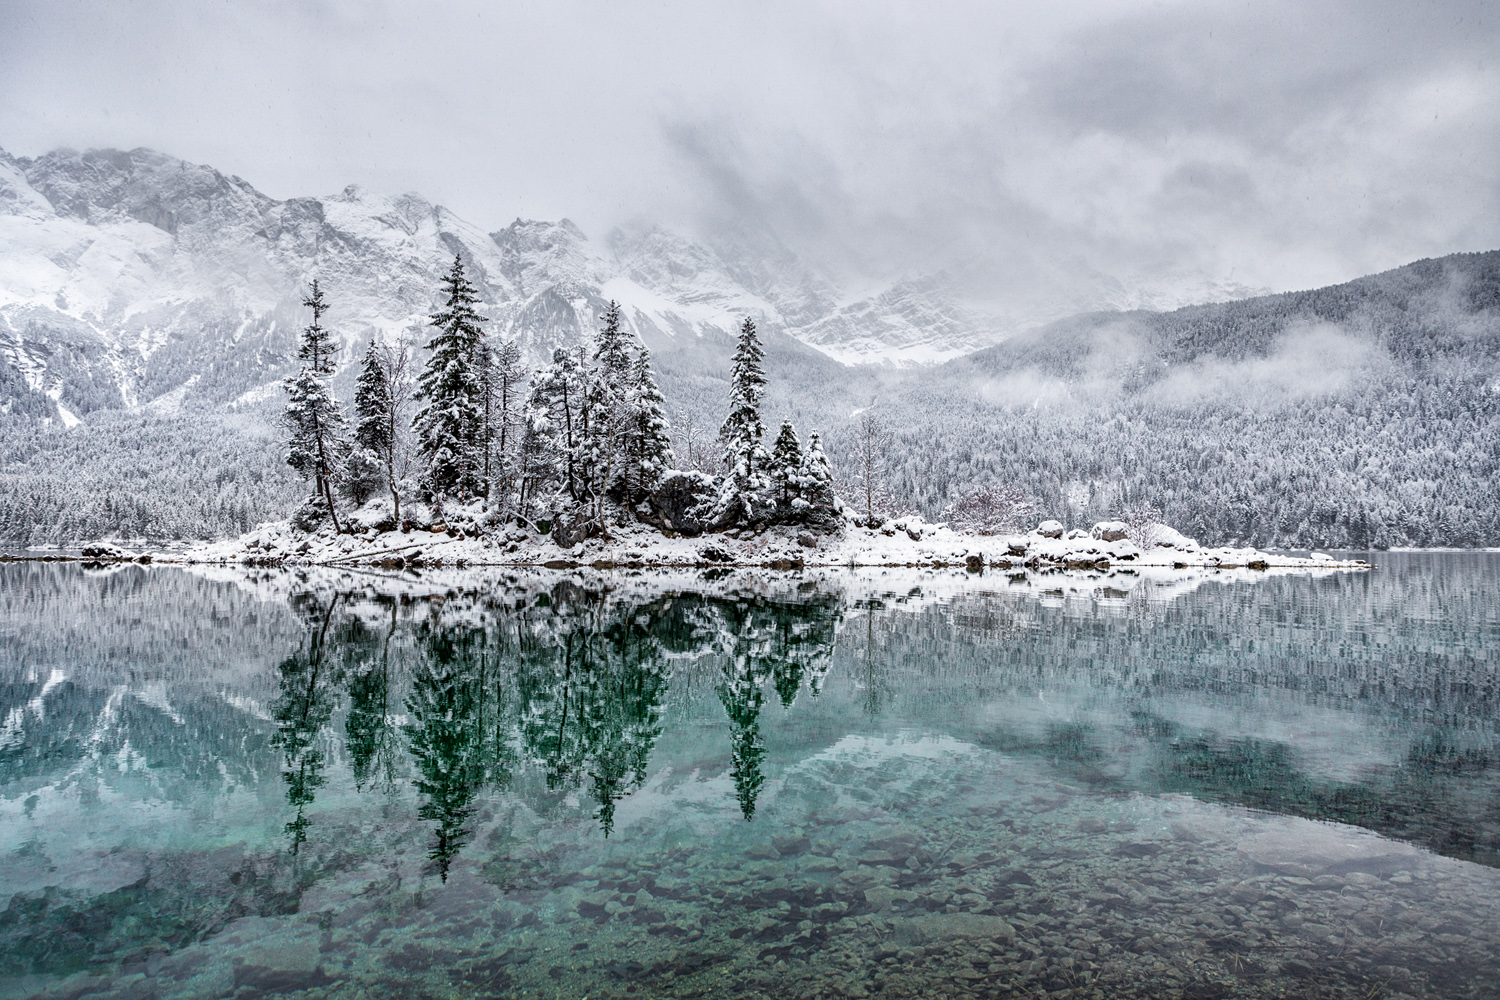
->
(1, 0, 1496, 318)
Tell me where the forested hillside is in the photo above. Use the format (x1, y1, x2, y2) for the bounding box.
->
(852, 252, 1500, 549)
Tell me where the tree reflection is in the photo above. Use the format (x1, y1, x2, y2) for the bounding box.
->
(344, 601, 400, 791)
(271, 594, 342, 854)
(518, 594, 671, 836)
(271, 582, 843, 860)
(404, 619, 513, 880)
(709, 594, 842, 819)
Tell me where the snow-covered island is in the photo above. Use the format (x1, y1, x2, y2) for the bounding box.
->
(169, 508, 1369, 573)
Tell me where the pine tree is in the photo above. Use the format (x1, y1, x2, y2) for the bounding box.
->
(344, 340, 391, 508)
(718, 317, 770, 523)
(769, 420, 803, 510)
(592, 301, 635, 388)
(583, 301, 635, 515)
(624, 347, 674, 504)
(282, 280, 347, 533)
(414, 255, 488, 502)
(800, 432, 837, 509)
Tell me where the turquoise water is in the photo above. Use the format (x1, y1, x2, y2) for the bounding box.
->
(1, 555, 1498, 999)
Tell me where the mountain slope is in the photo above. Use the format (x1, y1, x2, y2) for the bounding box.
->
(0, 145, 1024, 432)
(836, 252, 1500, 548)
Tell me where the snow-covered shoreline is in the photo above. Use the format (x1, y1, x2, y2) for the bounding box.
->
(21, 512, 1372, 574)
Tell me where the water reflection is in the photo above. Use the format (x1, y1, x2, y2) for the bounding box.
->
(3, 557, 1500, 999)
(270, 595, 341, 853)
(264, 586, 847, 866)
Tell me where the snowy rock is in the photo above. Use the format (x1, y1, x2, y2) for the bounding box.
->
(1150, 525, 1199, 551)
(1036, 520, 1064, 539)
(645, 471, 722, 536)
(1064, 528, 1089, 541)
(80, 544, 125, 560)
(1092, 520, 1129, 542)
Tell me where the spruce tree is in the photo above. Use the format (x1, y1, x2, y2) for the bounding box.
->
(414, 255, 488, 502)
(584, 301, 635, 513)
(520, 348, 589, 514)
(800, 432, 838, 510)
(344, 340, 391, 508)
(718, 317, 770, 522)
(625, 347, 674, 504)
(769, 420, 803, 510)
(282, 280, 347, 532)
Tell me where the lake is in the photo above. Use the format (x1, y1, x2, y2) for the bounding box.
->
(1, 554, 1497, 999)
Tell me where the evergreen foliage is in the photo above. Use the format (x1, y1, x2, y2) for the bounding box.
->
(583, 301, 636, 514)
(718, 317, 771, 521)
(344, 340, 391, 506)
(281, 280, 347, 533)
(623, 347, 674, 505)
(769, 420, 803, 510)
(414, 255, 488, 502)
(520, 348, 590, 517)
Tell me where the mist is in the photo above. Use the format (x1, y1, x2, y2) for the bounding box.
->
(3, 0, 1497, 320)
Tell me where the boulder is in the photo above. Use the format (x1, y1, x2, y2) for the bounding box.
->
(1036, 520, 1064, 538)
(645, 471, 724, 536)
(1064, 528, 1090, 540)
(1092, 520, 1129, 542)
(80, 544, 124, 560)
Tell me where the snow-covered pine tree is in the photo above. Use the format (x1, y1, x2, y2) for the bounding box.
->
(344, 340, 391, 508)
(624, 347, 674, 505)
(282, 280, 347, 532)
(718, 317, 770, 523)
(414, 255, 488, 502)
(801, 431, 840, 516)
(584, 301, 636, 516)
(769, 420, 803, 513)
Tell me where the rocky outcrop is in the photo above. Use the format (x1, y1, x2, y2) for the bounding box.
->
(643, 471, 726, 536)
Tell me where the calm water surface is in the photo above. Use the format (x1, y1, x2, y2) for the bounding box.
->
(1, 555, 1498, 999)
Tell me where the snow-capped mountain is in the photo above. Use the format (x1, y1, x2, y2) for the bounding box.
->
(0, 145, 1024, 423)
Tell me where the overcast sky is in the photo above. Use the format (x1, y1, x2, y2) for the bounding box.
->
(2, 0, 1496, 311)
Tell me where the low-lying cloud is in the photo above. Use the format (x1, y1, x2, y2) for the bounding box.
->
(1, 0, 1496, 318)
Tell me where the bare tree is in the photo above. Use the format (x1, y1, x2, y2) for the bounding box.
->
(485, 338, 526, 512)
(941, 484, 1033, 534)
(376, 337, 417, 523)
(1117, 502, 1168, 549)
(672, 413, 711, 473)
(853, 411, 890, 523)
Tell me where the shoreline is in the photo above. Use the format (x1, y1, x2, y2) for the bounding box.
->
(3, 516, 1375, 573)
